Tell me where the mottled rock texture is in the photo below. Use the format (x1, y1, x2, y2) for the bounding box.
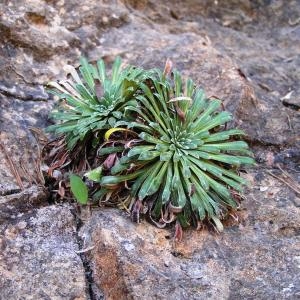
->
(0, 185, 48, 223)
(0, 0, 299, 299)
(0, 204, 87, 299)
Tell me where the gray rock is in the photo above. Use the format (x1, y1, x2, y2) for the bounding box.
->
(0, 0, 129, 92)
(0, 185, 48, 223)
(0, 93, 52, 194)
(281, 90, 300, 109)
(0, 204, 87, 299)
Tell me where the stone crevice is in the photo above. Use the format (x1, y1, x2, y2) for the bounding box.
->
(72, 208, 104, 300)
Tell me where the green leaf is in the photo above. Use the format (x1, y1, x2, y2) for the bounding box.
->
(130, 165, 153, 196)
(203, 129, 245, 143)
(111, 56, 122, 83)
(199, 141, 248, 153)
(97, 146, 124, 156)
(176, 178, 187, 207)
(79, 57, 95, 93)
(186, 89, 206, 122)
(100, 169, 144, 185)
(138, 161, 167, 199)
(174, 70, 182, 97)
(92, 188, 109, 202)
(84, 167, 103, 182)
(111, 161, 130, 175)
(162, 163, 173, 203)
(172, 161, 180, 189)
(97, 59, 106, 82)
(190, 193, 205, 220)
(70, 175, 88, 204)
(127, 145, 155, 157)
(192, 99, 221, 130)
(198, 111, 232, 133)
(160, 151, 173, 161)
(138, 150, 161, 161)
(139, 132, 164, 144)
(190, 164, 210, 191)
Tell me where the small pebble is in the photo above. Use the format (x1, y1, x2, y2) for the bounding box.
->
(260, 186, 268, 192)
(17, 221, 27, 230)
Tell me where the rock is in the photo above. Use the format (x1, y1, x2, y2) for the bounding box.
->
(80, 208, 233, 299)
(79, 169, 300, 299)
(0, 204, 87, 299)
(281, 90, 300, 109)
(0, 185, 48, 223)
(0, 0, 129, 91)
(0, 93, 52, 194)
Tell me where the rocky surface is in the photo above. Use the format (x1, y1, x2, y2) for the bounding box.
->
(0, 185, 48, 222)
(0, 93, 51, 194)
(0, 204, 87, 299)
(0, 0, 299, 299)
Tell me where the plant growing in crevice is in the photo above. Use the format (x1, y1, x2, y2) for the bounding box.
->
(44, 57, 255, 235)
(93, 67, 254, 232)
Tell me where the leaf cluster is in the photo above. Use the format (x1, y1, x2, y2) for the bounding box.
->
(47, 57, 255, 231)
(47, 57, 154, 149)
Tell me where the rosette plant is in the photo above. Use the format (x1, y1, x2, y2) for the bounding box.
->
(47, 57, 153, 151)
(95, 68, 254, 231)
(45, 57, 255, 233)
